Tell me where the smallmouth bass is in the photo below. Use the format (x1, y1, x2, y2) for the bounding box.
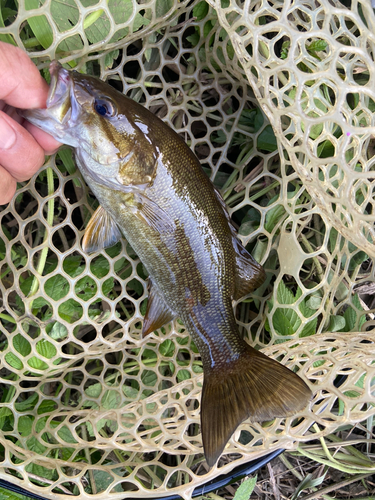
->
(24, 61, 312, 466)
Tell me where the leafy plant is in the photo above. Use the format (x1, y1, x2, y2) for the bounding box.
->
(233, 475, 257, 500)
(266, 280, 317, 338)
(0, 487, 33, 500)
(266, 280, 366, 338)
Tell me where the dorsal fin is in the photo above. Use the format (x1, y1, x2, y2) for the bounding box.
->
(232, 237, 266, 300)
(82, 206, 123, 253)
(213, 187, 265, 299)
(213, 187, 236, 234)
(142, 279, 176, 336)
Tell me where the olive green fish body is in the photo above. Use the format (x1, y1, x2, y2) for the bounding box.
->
(84, 134, 242, 367)
(23, 62, 312, 467)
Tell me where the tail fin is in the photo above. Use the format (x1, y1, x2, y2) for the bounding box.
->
(201, 345, 312, 467)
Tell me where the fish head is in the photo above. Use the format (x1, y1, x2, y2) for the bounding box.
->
(23, 61, 159, 187)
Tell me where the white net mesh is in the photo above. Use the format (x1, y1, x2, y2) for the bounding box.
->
(0, 0, 375, 498)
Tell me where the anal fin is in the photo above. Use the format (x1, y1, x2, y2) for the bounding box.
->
(142, 279, 176, 336)
(82, 206, 123, 254)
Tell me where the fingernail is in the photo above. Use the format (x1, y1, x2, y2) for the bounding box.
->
(0, 114, 16, 149)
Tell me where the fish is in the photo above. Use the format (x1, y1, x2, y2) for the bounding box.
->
(23, 60, 312, 467)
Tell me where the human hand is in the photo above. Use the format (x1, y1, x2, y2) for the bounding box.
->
(0, 42, 61, 205)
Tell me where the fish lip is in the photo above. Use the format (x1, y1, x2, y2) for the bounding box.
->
(47, 61, 70, 107)
(40, 62, 122, 166)
(45, 60, 74, 125)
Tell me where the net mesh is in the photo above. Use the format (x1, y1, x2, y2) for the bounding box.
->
(0, 0, 375, 498)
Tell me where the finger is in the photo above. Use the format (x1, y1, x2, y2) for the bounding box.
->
(0, 165, 17, 205)
(0, 42, 50, 109)
(0, 101, 61, 152)
(23, 120, 61, 154)
(0, 110, 45, 182)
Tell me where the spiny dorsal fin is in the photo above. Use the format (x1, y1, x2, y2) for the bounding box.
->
(232, 237, 266, 300)
(82, 206, 123, 253)
(213, 187, 230, 215)
(201, 344, 312, 467)
(213, 187, 237, 233)
(142, 279, 176, 336)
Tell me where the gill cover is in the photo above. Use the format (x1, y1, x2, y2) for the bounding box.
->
(25, 61, 160, 186)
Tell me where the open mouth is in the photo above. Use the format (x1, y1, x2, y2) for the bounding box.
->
(46, 61, 72, 123)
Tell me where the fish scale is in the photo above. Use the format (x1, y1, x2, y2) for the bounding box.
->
(23, 60, 312, 467)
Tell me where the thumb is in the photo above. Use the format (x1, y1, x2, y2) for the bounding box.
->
(0, 110, 16, 150)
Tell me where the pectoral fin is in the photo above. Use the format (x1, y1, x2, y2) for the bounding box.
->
(82, 206, 123, 253)
(233, 238, 266, 300)
(142, 279, 176, 336)
(125, 192, 175, 234)
(136, 196, 175, 233)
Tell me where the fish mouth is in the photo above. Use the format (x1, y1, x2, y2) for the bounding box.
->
(19, 61, 75, 141)
(46, 60, 74, 124)
(21, 61, 80, 143)
(24, 60, 122, 168)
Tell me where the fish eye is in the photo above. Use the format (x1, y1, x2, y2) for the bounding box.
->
(94, 98, 116, 118)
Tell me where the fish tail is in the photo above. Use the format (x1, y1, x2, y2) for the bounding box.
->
(201, 343, 312, 467)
